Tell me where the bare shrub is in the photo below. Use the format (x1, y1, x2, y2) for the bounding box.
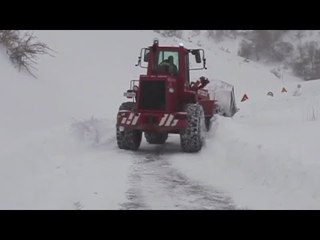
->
(0, 30, 54, 78)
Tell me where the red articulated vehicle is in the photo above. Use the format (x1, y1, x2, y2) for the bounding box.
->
(116, 39, 216, 152)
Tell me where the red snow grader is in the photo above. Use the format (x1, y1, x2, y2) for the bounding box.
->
(116, 39, 216, 152)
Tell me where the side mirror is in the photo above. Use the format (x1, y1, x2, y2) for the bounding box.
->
(192, 50, 201, 63)
(143, 49, 150, 62)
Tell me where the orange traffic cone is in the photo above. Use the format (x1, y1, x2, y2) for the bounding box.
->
(281, 87, 287, 93)
(241, 94, 249, 102)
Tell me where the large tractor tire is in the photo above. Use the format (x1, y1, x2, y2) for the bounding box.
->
(116, 102, 142, 151)
(144, 132, 168, 144)
(180, 104, 206, 153)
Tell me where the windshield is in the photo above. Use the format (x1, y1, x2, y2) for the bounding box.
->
(156, 50, 179, 75)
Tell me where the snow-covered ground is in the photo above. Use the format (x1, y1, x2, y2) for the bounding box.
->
(1, 30, 320, 209)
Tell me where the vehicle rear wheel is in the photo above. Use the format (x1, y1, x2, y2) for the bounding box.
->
(116, 102, 142, 151)
(180, 104, 206, 153)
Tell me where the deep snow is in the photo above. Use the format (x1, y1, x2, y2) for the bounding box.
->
(1, 30, 320, 209)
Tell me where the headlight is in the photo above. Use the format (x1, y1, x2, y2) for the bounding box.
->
(168, 87, 175, 93)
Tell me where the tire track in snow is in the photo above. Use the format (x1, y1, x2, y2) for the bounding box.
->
(120, 141, 236, 210)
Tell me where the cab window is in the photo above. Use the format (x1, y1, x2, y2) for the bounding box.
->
(156, 51, 179, 75)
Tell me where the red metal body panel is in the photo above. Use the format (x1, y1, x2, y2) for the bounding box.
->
(199, 100, 215, 117)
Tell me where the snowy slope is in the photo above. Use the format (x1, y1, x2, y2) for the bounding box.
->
(171, 82, 320, 209)
(1, 30, 320, 209)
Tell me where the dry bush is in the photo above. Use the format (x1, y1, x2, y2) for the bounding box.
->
(0, 30, 54, 78)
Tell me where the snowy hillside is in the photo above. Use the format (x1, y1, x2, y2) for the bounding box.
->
(1, 30, 320, 209)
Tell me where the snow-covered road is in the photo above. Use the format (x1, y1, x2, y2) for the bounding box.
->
(120, 140, 236, 210)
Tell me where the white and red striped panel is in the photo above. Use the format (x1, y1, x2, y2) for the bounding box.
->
(119, 113, 141, 126)
(158, 114, 179, 127)
(118, 113, 180, 127)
